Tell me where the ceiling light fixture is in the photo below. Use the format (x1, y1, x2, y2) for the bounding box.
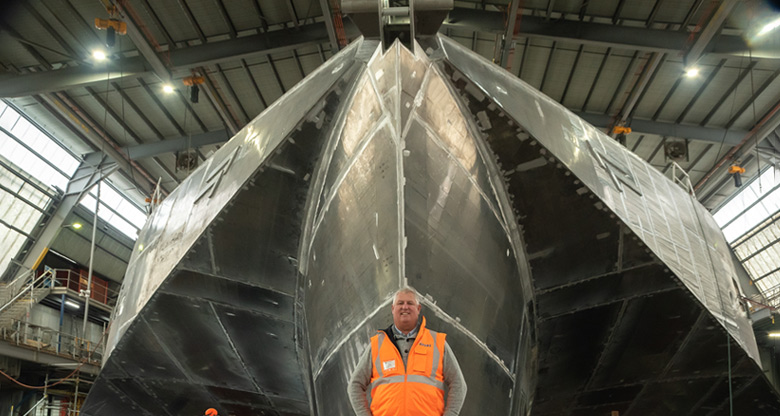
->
(769, 332, 780, 338)
(162, 84, 174, 94)
(92, 50, 107, 61)
(685, 68, 699, 78)
(71, 222, 83, 229)
(757, 16, 780, 37)
(65, 300, 81, 309)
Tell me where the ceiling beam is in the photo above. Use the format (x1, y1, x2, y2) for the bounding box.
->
(86, 129, 230, 161)
(0, 58, 148, 97)
(444, 9, 777, 58)
(198, 66, 241, 134)
(7, 7, 773, 99)
(499, 0, 521, 68)
(613, 52, 666, 127)
(318, 0, 340, 52)
(577, 112, 748, 146)
(114, 0, 172, 83)
(5, 6, 775, 99)
(684, 0, 738, 67)
(0, 23, 335, 98)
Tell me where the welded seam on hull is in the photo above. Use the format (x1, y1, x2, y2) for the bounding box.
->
(175, 265, 298, 300)
(394, 41, 406, 289)
(402, 62, 534, 378)
(427, 62, 533, 289)
(158, 284, 296, 324)
(402, 62, 508, 231)
(410, 114, 507, 234)
(354, 41, 407, 289)
(436, 71, 538, 410)
(298, 61, 371, 276)
(313, 297, 393, 379)
(308, 114, 393, 249)
(534, 261, 660, 295)
(423, 300, 514, 380)
(101, 373, 175, 416)
(140, 314, 225, 409)
(208, 302, 279, 412)
(361, 42, 407, 288)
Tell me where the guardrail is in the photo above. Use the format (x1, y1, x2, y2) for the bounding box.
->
(669, 161, 696, 198)
(0, 319, 103, 365)
(0, 269, 55, 315)
(44, 268, 118, 307)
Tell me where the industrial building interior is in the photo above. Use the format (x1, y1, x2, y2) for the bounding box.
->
(1, 0, 780, 414)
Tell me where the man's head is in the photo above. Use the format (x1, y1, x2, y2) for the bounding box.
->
(391, 287, 422, 332)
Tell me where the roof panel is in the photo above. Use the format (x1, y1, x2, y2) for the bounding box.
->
(68, 92, 135, 148)
(681, 64, 742, 125)
(298, 50, 324, 75)
(102, 86, 160, 142)
(540, 45, 579, 102)
(632, 58, 684, 120)
(145, 0, 203, 43)
(34, 3, 92, 58)
(706, 70, 775, 129)
(652, 64, 707, 123)
(251, 60, 284, 104)
(222, 65, 264, 119)
(270, 53, 304, 93)
(730, 74, 780, 130)
(189, 93, 230, 132)
(549, 0, 590, 15)
(257, 0, 295, 26)
(123, 79, 184, 138)
(293, 0, 323, 22)
(5, 6, 72, 64)
(223, 0, 266, 32)
(519, 38, 555, 90)
(617, 0, 658, 22)
(125, 1, 174, 49)
(0, 32, 41, 69)
(653, 0, 699, 25)
(581, 0, 620, 17)
(562, 46, 609, 110)
(475, 37, 496, 62)
(187, 0, 232, 38)
(584, 50, 635, 113)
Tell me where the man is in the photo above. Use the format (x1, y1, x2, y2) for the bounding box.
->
(348, 287, 467, 415)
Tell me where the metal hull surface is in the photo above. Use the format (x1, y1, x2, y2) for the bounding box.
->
(81, 36, 779, 415)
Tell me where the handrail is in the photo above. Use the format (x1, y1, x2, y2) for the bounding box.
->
(0, 269, 56, 315)
(1, 318, 104, 365)
(22, 395, 48, 416)
(5, 268, 35, 299)
(669, 161, 696, 198)
(50, 268, 118, 307)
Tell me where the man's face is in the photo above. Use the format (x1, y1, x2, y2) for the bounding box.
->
(392, 292, 421, 332)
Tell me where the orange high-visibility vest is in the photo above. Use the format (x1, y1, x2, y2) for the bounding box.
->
(369, 317, 447, 416)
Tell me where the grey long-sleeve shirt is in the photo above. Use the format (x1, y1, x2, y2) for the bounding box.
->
(347, 328, 467, 416)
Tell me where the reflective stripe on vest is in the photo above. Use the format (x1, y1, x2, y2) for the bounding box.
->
(368, 317, 447, 416)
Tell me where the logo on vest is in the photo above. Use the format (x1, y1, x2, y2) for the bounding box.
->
(418, 343, 431, 347)
(382, 360, 396, 371)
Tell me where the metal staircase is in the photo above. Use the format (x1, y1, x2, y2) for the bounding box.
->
(0, 269, 55, 329)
